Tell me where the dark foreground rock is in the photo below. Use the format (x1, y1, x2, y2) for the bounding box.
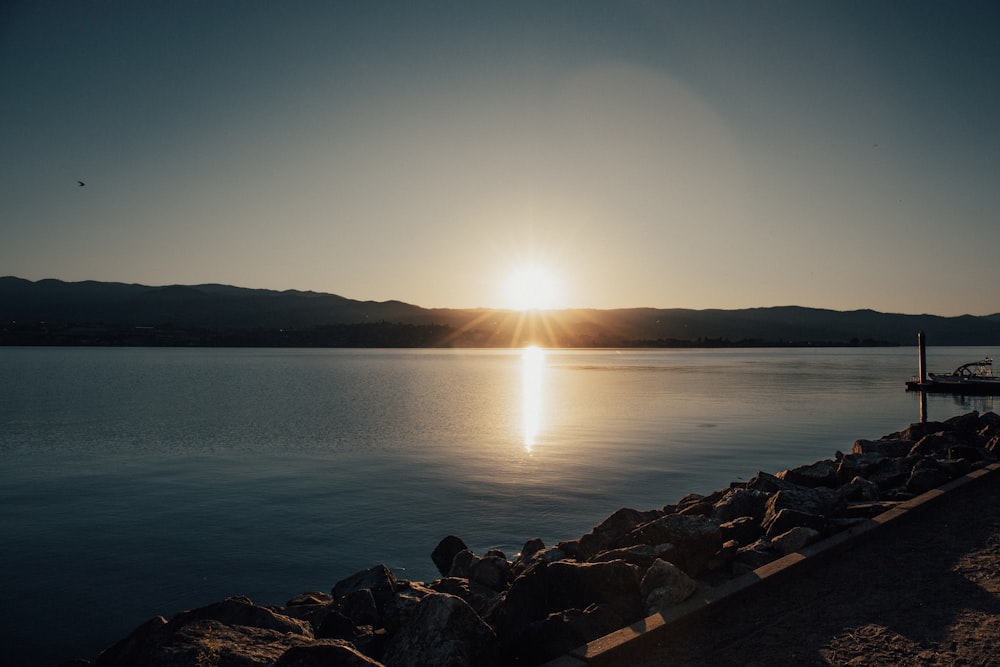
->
(82, 411, 1000, 667)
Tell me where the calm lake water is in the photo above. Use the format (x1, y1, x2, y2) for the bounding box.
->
(1, 346, 995, 665)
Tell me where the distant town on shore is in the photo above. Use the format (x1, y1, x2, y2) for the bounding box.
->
(2, 276, 999, 348)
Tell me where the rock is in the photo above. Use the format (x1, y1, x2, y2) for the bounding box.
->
(943, 410, 981, 433)
(577, 507, 661, 560)
(628, 514, 722, 576)
(426, 577, 502, 620)
(948, 444, 987, 462)
(640, 558, 697, 615)
(710, 487, 769, 523)
(287, 592, 334, 607)
(349, 626, 388, 662)
(677, 500, 715, 516)
(770, 526, 820, 555)
(852, 438, 914, 458)
(555, 539, 582, 560)
(836, 452, 884, 483)
(771, 486, 843, 516)
(763, 508, 827, 538)
(381, 593, 498, 667)
(732, 538, 779, 575)
(314, 608, 356, 640)
(279, 600, 336, 628)
(896, 421, 945, 442)
(515, 545, 571, 578)
(95, 618, 314, 667)
(906, 458, 951, 494)
(719, 516, 762, 546)
(382, 582, 435, 634)
(776, 459, 839, 488)
(274, 640, 385, 666)
(511, 604, 627, 666)
(447, 549, 476, 579)
(589, 543, 678, 570)
(333, 565, 399, 614)
(909, 432, 969, 457)
(469, 555, 512, 592)
(746, 470, 803, 494)
(169, 597, 312, 636)
(431, 535, 468, 577)
(761, 487, 842, 538)
(868, 455, 920, 491)
(341, 588, 380, 627)
(491, 560, 642, 641)
(517, 537, 545, 564)
(838, 475, 880, 502)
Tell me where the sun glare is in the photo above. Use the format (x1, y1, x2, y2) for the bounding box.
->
(504, 265, 560, 311)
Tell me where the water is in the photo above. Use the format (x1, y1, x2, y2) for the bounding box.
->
(1, 346, 995, 665)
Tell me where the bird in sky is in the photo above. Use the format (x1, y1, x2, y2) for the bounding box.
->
(77, 180, 85, 186)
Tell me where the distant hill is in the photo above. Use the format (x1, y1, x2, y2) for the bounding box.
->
(3, 276, 999, 347)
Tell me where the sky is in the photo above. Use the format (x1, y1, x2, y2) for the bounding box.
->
(2, 1, 999, 316)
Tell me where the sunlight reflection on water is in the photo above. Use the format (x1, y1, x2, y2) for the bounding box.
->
(522, 345, 545, 451)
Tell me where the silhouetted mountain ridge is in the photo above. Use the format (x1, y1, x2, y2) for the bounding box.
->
(3, 277, 999, 347)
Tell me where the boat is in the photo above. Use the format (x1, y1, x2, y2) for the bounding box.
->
(906, 356, 1000, 394)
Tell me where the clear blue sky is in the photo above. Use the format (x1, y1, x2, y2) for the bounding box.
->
(2, 1, 998, 315)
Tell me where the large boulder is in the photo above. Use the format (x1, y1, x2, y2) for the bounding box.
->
(333, 565, 399, 618)
(170, 597, 312, 636)
(426, 577, 502, 620)
(896, 421, 945, 442)
(431, 535, 468, 577)
(763, 487, 843, 518)
(274, 640, 385, 666)
(640, 558, 697, 615)
(469, 555, 513, 592)
(943, 410, 982, 434)
(511, 604, 628, 666)
(577, 507, 661, 560)
(628, 514, 722, 576)
(867, 455, 920, 491)
(731, 538, 779, 575)
(836, 452, 884, 483)
(838, 475, 880, 502)
(906, 458, 951, 494)
(770, 526, 820, 555)
(909, 432, 970, 457)
(380, 593, 498, 667)
(719, 516, 762, 546)
(763, 508, 827, 538)
(710, 487, 769, 523)
(589, 543, 678, 570)
(490, 560, 642, 642)
(746, 470, 803, 494)
(852, 438, 914, 458)
(776, 459, 839, 488)
(95, 617, 314, 667)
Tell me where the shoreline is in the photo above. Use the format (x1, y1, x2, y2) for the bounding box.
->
(78, 410, 1000, 666)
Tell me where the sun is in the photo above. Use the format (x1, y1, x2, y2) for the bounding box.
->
(503, 264, 561, 311)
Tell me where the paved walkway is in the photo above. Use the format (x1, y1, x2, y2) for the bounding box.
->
(592, 467, 1000, 666)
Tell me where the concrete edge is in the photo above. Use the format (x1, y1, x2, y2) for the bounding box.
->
(546, 461, 1000, 667)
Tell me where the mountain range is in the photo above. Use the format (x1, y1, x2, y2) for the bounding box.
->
(3, 276, 999, 347)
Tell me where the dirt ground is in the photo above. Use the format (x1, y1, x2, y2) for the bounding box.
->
(613, 470, 1000, 667)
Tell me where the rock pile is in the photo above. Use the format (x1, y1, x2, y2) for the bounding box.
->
(86, 411, 1000, 667)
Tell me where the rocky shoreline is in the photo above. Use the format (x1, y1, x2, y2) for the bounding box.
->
(73, 411, 1000, 667)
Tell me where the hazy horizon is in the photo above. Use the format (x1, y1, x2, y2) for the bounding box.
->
(3, 2, 998, 316)
(7, 273, 1000, 319)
